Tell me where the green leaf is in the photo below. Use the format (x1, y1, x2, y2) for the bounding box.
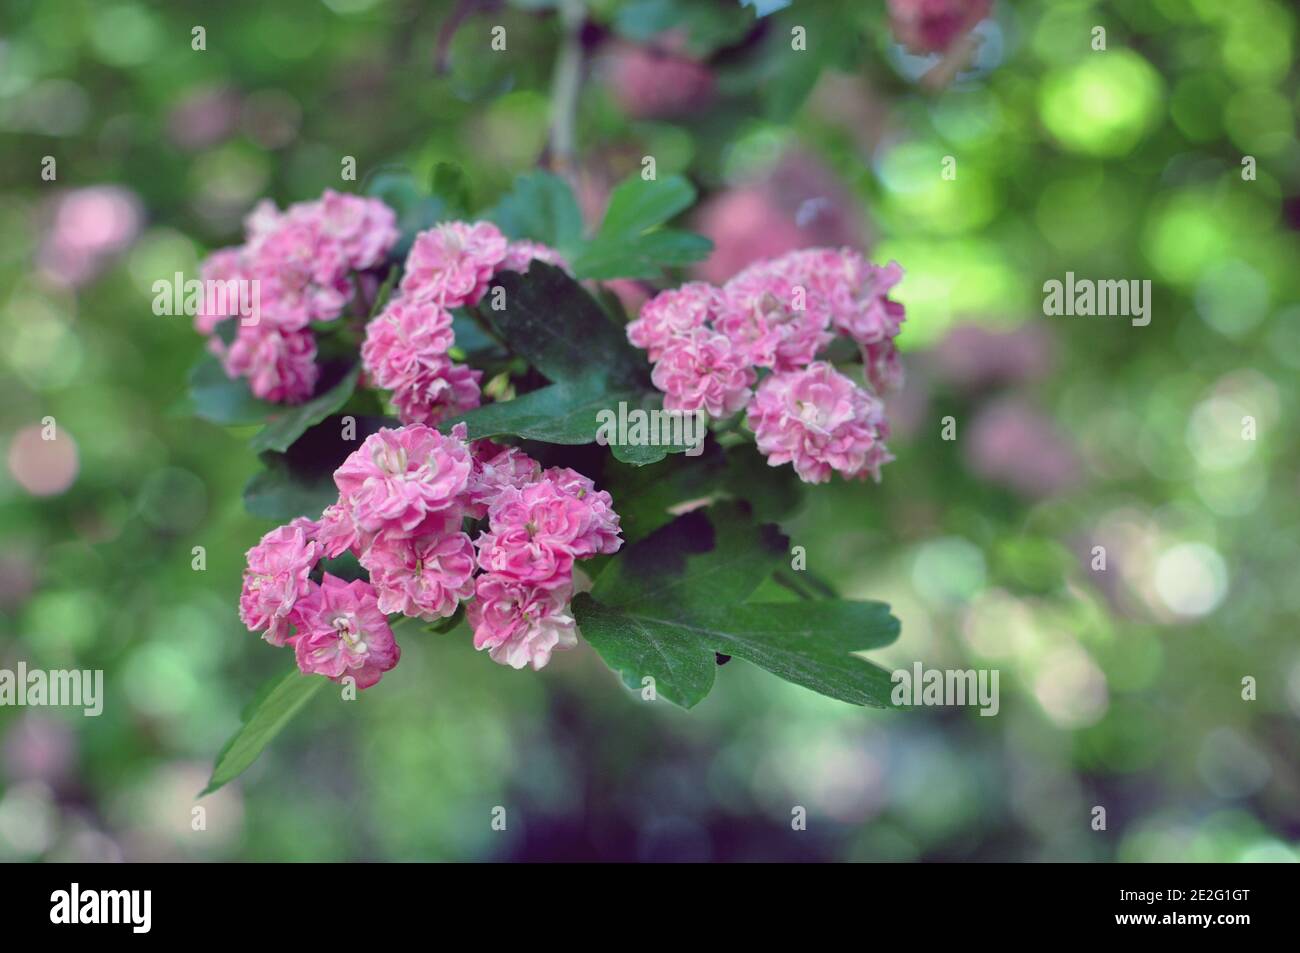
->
(249, 364, 360, 454)
(576, 596, 898, 708)
(442, 263, 699, 460)
(364, 168, 448, 261)
(487, 170, 585, 251)
(598, 174, 697, 238)
(428, 604, 465, 634)
(243, 454, 339, 521)
(201, 669, 326, 796)
(485, 263, 649, 386)
(589, 501, 786, 607)
(723, 442, 803, 522)
(244, 414, 392, 521)
(431, 161, 472, 219)
(443, 379, 644, 445)
(570, 229, 714, 281)
(574, 504, 900, 708)
(569, 175, 713, 280)
(186, 354, 279, 427)
(612, 0, 757, 56)
(603, 442, 801, 544)
(759, 4, 857, 120)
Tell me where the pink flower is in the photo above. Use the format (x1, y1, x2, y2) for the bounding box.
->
(362, 523, 477, 620)
(223, 325, 319, 403)
(333, 425, 474, 536)
(313, 189, 399, 271)
(626, 282, 719, 361)
(389, 356, 482, 426)
(244, 199, 284, 241)
(292, 574, 399, 689)
(746, 362, 893, 484)
(609, 42, 714, 120)
(239, 521, 322, 645)
(247, 218, 351, 330)
(466, 573, 576, 670)
(461, 436, 542, 519)
(717, 257, 833, 370)
(775, 248, 906, 392)
(317, 502, 359, 559)
(475, 527, 574, 590)
(651, 327, 755, 418)
(499, 240, 571, 275)
(476, 481, 592, 587)
(193, 190, 400, 405)
(193, 247, 247, 337)
(888, 0, 992, 54)
(475, 472, 622, 585)
(361, 296, 455, 391)
(543, 467, 622, 557)
(401, 221, 508, 308)
(862, 339, 905, 395)
(804, 252, 905, 348)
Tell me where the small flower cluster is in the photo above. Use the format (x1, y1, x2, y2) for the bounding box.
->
(626, 247, 905, 483)
(361, 220, 569, 426)
(238, 423, 620, 688)
(196, 190, 399, 402)
(888, 0, 993, 55)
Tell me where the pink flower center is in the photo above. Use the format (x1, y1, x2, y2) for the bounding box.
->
(371, 443, 409, 475)
(332, 613, 367, 654)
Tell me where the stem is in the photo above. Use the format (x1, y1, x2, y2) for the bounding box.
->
(546, 0, 586, 182)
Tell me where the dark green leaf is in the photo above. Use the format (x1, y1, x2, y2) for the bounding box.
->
(487, 170, 585, 251)
(249, 364, 361, 454)
(569, 175, 713, 280)
(450, 310, 505, 358)
(186, 354, 280, 427)
(602, 442, 726, 543)
(612, 0, 757, 56)
(443, 379, 645, 445)
(201, 669, 326, 796)
(244, 414, 393, 521)
(574, 504, 900, 708)
(243, 454, 339, 521)
(723, 442, 803, 522)
(486, 263, 649, 386)
(576, 596, 898, 707)
(365, 168, 448, 261)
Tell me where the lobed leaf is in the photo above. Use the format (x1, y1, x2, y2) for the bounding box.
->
(574, 504, 900, 708)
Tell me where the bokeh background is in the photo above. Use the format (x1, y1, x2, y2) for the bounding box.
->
(2, 0, 1298, 861)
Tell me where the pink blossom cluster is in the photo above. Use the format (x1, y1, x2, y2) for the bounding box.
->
(361, 220, 570, 427)
(626, 247, 905, 483)
(888, 0, 993, 55)
(238, 424, 620, 687)
(196, 190, 400, 403)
